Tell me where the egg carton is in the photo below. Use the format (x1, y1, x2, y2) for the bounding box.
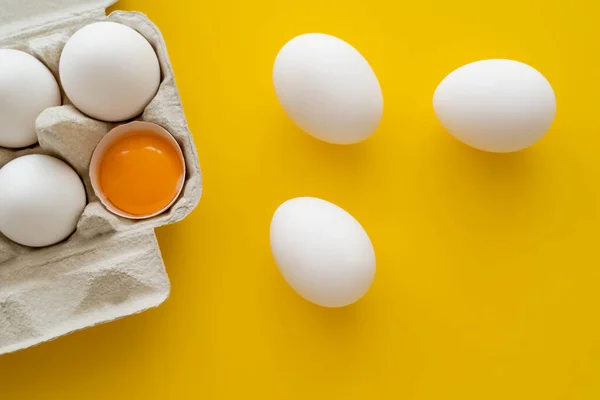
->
(0, 1, 202, 355)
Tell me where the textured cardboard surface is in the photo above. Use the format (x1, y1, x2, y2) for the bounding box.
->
(0, 1, 116, 38)
(0, 10, 202, 354)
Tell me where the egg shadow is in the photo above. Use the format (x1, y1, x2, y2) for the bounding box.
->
(262, 267, 423, 396)
(260, 112, 379, 200)
(421, 127, 553, 272)
(264, 265, 372, 358)
(430, 127, 537, 204)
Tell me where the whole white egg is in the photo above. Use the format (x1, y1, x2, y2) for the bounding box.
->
(0, 49, 61, 148)
(0, 155, 86, 247)
(433, 59, 556, 153)
(273, 33, 383, 145)
(59, 22, 161, 122)
(270, 197, 376, 307)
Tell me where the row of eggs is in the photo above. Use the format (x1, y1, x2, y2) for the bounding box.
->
(0, 22, 184, 248)
(1, 21, 161, 149)
(273, 33, 557, 152)
(270, 34, 556, 307)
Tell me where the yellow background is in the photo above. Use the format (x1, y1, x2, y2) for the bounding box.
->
(1, 0, 600, 398)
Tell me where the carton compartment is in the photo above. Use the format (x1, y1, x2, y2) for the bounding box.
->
(0, 11, 202, 354)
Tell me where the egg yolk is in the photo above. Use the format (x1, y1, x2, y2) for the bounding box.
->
(98, 131, 184, 216)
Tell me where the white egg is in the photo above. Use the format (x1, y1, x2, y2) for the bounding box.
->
(273, 33, 383, 145)
(270, 197, 376, 307)
(59, 22, 160, 122)
(0, 155, 86, 247)
(0, 49, 61, 148)
(433, 59, 556, 153)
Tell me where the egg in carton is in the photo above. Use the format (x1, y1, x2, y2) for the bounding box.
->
(0, 2, 202, 355)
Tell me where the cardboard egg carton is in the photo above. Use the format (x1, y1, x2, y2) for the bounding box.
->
(0, 2, 202, 355)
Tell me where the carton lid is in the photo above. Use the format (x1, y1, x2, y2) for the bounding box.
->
(0, 0, 117, 37)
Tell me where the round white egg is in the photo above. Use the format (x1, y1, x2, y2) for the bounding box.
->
(59, 21, 161, 122)
(433, 59, 556, 153)
(270, 197, 376, 307)
(0, 49, 61, 148)
(0, 155, 86, 247)
(273, 33, 383, 145)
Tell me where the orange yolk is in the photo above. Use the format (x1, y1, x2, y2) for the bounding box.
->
(98, 131, 184, 216)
